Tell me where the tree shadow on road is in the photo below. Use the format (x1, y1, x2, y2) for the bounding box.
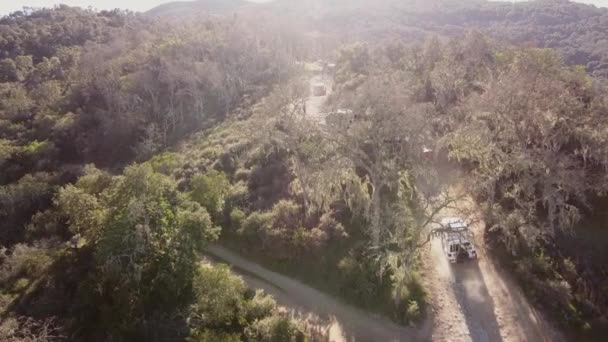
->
(451, 261, 503, 342)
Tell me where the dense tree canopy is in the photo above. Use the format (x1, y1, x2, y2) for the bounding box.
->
(4, 1, 608, 339)
(268, 0, 608, 77)
(329, 31, 608, 333)
(0, 6, 300, 340)
(0, 6, 293, 247)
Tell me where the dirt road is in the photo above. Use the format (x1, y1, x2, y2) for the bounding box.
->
(305, 72, 332, 122)
(204, 71, 434, 342)
(201, 71, 563, 341)
(423, 195, 563, 342)
(206, 245, 430, 342)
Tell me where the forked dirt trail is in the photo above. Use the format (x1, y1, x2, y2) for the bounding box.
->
(206, 245, 430, 342)
(203, 72, 561, 341)
(422, 194, 563, 342)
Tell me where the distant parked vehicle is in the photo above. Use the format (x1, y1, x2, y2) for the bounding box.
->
(439, 217, 477, 263)
(325, 109, 354, 127)
(422, 146, 433, 159)
(325, 63, 336, 74)
(312, 83, 327, 96)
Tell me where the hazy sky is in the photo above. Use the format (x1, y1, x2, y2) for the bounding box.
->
(0, 0, 269, 15)
(1, 0, 607, 16)
(510, 0, 608, 5)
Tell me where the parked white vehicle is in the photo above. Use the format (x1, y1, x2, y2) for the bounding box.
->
(312, 83, 327, 96)
(440, 217, 477, 263)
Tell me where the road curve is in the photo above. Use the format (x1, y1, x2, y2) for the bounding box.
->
(205, 245, 431, 342)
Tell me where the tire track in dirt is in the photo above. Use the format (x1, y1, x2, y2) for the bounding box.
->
(423, 195, 564, 342)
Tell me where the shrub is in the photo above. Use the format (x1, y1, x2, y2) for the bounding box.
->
(0, 139, 19, 163)
(336, 254, 383, 307)
(0, 242, 54, 284)
(55, 185, 105, 237)
(315, 212, 348, 240)
(245, 315, 299, 342)
(405, 300, 421, 323)
(0, 173, 56, 244)
(239, 211, 274, 239)
(236, 201, 339, 257)
(246, 290, 277, 321)
(215, 152, 237, 175)
(0, 316, 18, 339)
(234, 168, 252, 182)
(225, 181, 249, 209)
(0, 316, 63, 342)
(25, 210, 62, 240)
(270, 200, 301, 229)
(406, 273, 426, 306)
(547, 279, 574, 310)
(190, 330, 241, 342)
(530, 251, 553, 278)
(190, 264, 248, 328)
(229, 208, 247, 232)
(292, 227, 328, 252)
(188, 264, 296, 341)
(22, 140, 50, 155)
(200, 146, 224, 161)
(189, 170, 231, 218)
(73, 165, 113, 195)
(148, 152, 183, 175)
(562, 258, 578, 282)
(93, 164, 218, 334)
(12, 278, 30, 292)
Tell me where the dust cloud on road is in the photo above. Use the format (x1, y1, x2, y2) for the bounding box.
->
(423, 195, 564, 342)
(305, 72, 332, 122)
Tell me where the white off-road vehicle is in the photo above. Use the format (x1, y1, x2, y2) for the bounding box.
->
(440, 217, 477, 263)
(312, 83, 327, 96)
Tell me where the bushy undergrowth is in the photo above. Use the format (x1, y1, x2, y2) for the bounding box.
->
(175, 118, 426, 326)
(189, 264, 303, 342)
(486, 209, 608, 337)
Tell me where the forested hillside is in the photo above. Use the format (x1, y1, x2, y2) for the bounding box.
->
(407, 0, 608, 78)
(0, 6, 304, 341)
(238, 0, 608, 77)
(325, 33, 608, 336)
(147, 0, 249, 17)
(150, 0, 608, 76)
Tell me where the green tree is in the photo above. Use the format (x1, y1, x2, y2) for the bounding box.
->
(189, 170, 231, 219)
(55, 185, 105, 239)
(189, 264, 298, 341)
(93, 164, 219, 334)
(0, 58, 18, 82)
(444, 48, 608, 238)
(189, 264, 248, 328)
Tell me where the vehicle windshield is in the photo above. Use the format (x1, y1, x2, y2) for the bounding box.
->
(449, 222, 467, 229)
